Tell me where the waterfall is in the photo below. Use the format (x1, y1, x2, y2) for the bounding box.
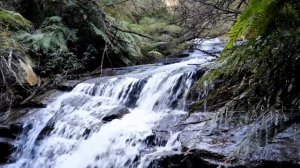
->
(4, 38, 225, 168)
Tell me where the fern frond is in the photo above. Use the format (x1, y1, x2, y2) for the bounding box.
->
(226, 0, 279, 48)
(14, 16, 77, 53)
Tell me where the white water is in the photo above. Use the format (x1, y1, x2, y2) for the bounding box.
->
(4, 38, 225, 168)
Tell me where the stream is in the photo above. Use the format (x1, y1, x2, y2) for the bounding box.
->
(3, 38, 226, 168)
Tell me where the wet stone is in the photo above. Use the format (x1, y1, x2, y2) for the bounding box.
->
(0, 139, 15, 164)
(0, 126, 17, 139)
(95, 155, 100, 161)
(145, 130, 170, 147)
(56, 80, 81, 92)
(61, 94, 91, 108)
(102, 107, 130, 122)
(0, 123, 24, 140)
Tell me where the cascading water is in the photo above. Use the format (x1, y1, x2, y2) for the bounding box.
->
(4, 38, 225, 168)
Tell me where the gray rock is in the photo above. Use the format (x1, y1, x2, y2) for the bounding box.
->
(145, 130, 171, 147)
(61, 94, 91, 108)
(155, 113, 187, 132)
(149, 111, 300, 168)
(102, 107, 130, 122)
(56, 80, 81, 92)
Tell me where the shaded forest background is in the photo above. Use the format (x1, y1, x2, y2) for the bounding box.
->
(0, 0, 244, 111)
(1, 0, 300, 119)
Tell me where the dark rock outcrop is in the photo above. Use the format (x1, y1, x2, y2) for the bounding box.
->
(0, 124, 24, 164)
(0, 140, 15, 164)
(0, 124, 23, 139)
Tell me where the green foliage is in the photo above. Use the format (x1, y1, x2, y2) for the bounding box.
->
(21, 17, 76, 52)
(14, 16, 80, 72)
(91, 23, 113, 48)
(226, 0, 276, 48)
(193, 27, 300, 112)
(147, 50, 163, 59)
(0, 0, 185, 75)
(103, 0, 185, 57)
(112, 19, 144, 64)
(226, 0, 300, 48)
(192, 0, 300, 112)
(0, 8, 32, 31)
(11, 0, 149, 72)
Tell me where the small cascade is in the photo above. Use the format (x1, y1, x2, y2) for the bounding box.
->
(4, 38, 226, 168)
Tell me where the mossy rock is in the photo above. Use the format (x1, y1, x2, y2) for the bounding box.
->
(0, 8, 32, 31)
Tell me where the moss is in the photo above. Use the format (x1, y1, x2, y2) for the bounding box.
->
(0, 8, 32, 31)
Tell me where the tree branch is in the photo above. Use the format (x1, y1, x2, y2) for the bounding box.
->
(111, 25, 154, 39)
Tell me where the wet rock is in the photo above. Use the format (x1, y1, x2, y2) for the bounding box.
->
(0, 139, 15, 164)
(9, 124, 23, 135)
(155, 113, 187, 132)
(36, 114, 64, 141)
(251, 124, 300, 167)
(61, 94, 91, 107)
(102, 107, 130, 122)
(82, 128, 91, 139)
(179, 50, 190, 57)
(36, 121, 55, 141)
(145, 130, 170, 147)
(124, 79, 147, 108)
(56, 80, 81, 92)
(161, 58, 182, 65)
(146, 150, 227, 168)
(0, 126, 16, 139)
(192, 68, 207, 81)
(149, 112, 300, 168)
(18, 101, 47, 108)
(0, 124, 23, 139)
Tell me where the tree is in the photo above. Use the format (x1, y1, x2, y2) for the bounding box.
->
(173, 0, 248, 41)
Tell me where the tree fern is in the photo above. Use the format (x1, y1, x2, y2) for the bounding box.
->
(13, 16, 81, 71)
(15, 16, 77, 53)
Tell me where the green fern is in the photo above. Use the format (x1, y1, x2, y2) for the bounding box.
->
(226, 0, 277, 48)
(226, 0, 300, 49)
(15, 16, 77, 53)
